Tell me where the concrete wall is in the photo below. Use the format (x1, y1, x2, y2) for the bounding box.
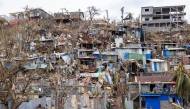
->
(115, 38, 123, 47)
(142, 15, 153, 21)
(125, 100, 133, 109)
(141, 7, 153, 15)
(129, 85, 139, 93)
(64, 94, 106, 109)
(0, 101, 14, 109)
(151, 61, 168, 72)
(106, 55, 118, 62)
(153, 8, 162, 14)
(141, 85, 149, 92)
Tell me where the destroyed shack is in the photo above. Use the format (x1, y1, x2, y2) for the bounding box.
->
(145, 59, 170, 74)
(93, 51, 118, 62)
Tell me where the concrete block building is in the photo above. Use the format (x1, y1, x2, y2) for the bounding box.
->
(141, 5, 186, 32)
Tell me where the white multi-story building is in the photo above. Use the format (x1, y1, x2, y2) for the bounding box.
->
(141, 5, 186, 31)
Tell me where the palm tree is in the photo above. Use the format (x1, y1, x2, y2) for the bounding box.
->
(172, 62, 190, 104)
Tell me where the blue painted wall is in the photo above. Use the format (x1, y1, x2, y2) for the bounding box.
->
(141, 94, 182, 109)
(124, 53, 130, 59)
(145, 64, 148, 72)
(102, 55, 107, 60)
(153, 62, 157, 71)
(163, 50, 169, 58)
(146, 54, 151, 59)
(93, 54, 100, 59)
(145, 97, 160, 109)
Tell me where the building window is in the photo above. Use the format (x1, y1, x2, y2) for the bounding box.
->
(145, 9, 149, 12)
(143, 24, 147, 26)
(178, 17, 181, 20)
(145, 18, 149, 21)
(150, 84, 155, 92)
(173, 98, 176, 102)
(156, 12, 161, 14)
(163, 16, 170, 19)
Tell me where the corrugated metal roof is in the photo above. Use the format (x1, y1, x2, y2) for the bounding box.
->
(136, 76, 173, 83)
(166, 48, 186, 50)
(140, 94, 160, 97)
(77, 56, 96, 59)
(148, 59, 166, 62)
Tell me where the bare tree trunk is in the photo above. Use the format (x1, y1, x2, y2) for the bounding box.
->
(13, 101, 22, 109)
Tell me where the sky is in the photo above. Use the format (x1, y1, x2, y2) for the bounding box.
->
(0, 0, 190, 22)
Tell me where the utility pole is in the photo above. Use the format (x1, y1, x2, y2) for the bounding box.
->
(105, 10, 109, 21)
(105, 10, 109, 27)
(121, 7, 124, 24)
(78, 9, 81, 24)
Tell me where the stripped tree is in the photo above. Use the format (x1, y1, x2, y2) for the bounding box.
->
(86, 6, 101, 25)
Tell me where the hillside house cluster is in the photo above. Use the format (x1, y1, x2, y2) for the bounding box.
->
(0, 4, 188, 109)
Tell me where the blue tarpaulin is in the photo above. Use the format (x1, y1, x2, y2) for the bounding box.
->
(61, 53, 69, 56)
(186, 45, 190, 49)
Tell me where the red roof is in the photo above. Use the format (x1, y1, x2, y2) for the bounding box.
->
(9, 20, 19, 26)
(136, 76, 173, 82)
(128, 76, 176, 84)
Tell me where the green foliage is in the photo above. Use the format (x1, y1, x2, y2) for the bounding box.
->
(57, 59, 62, 65)
(114, 73, 119, 85)
(172, 62, 190, 97)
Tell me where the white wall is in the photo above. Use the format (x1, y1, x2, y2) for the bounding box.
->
(151, 62, 168, 72)
(142, 16, 153, 21)
(115, 38, 123, 47)
(141, 7, 153, 15)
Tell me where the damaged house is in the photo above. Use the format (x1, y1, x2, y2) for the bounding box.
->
(126, 76, 182, 109)
(9, 8, 53, 26)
